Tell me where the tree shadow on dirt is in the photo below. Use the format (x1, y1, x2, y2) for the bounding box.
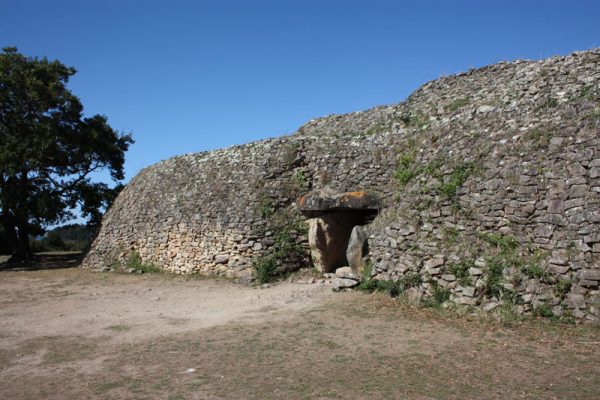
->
(0, 252, 83, 272)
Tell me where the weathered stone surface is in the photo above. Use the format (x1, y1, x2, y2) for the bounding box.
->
(214, 255, 229, 264)
(335, 266, 360, 280)
(346, 226, 368, 272)
(298, 190, 379, 217)
(308, 212, 358, 273)
(332, 278, 359, 290)
(82, 48, 600, 321)
(565, 294, 586, 309)
(580, 270, 600, 281)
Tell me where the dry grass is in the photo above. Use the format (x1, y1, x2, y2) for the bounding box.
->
(1, 260, 599, 399)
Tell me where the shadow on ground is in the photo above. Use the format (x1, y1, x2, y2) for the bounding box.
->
(0, 252, 82, 272)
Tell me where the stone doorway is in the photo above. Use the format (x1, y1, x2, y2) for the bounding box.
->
(298, 191, 379, 274)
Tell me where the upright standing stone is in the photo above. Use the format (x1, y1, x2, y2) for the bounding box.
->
(346, 225, 368, 273)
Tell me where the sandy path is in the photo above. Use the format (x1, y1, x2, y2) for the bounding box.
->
(0, 268, 333, 345)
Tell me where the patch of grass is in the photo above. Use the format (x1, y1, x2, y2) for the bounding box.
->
(401, 111, 429, 129)
(478, 233, 548, 303)
(484, 255, 508, 299)
(555, 278, 573, 298)
(534, 97, 558, 112)
(448, 260, 473, 286)
(293, 170, 307, 189)
(282, 142, 300, 167)
(533, 304, 554, 319)
(422, 282, 451, 308)
(437, 162, 475, 201)
(441, 226, 460, 245)
(522, 127, 551, 150)
(480, 233, 519, 252)
(258, 197, 276, 219)
(365, 122, 390, 136)
(578, 83, 598, 101)
(521, 263, 548, 280)
(357, 263, 421, 298)
(125, 252, 162, 273)
(394, 149, 418, 185)
(444, 97, 470, 113)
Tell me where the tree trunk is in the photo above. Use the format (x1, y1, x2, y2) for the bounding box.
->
(0, 218, 18, 254)
(11, 221, 33, 260)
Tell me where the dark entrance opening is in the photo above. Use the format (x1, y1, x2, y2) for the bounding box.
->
(298, 191, 379, 274)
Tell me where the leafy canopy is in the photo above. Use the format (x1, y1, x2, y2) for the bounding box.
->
(0, 46, 133, 256)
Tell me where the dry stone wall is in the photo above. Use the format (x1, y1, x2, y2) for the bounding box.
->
(83, 49, 600, 320)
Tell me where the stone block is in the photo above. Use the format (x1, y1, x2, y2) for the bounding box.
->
(332, 278, 359, 290)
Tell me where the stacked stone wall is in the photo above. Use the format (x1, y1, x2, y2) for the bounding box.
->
(83, 49, 600, 320)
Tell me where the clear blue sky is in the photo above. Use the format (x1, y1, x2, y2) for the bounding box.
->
(2, 0, 599, 183)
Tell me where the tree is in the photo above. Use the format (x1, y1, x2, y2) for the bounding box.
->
(0, 47, 133, 258)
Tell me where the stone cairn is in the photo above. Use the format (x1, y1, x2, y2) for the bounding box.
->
(83, 48, 600, 321)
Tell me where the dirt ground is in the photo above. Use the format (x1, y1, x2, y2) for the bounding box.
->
(1, 255, 599, 399)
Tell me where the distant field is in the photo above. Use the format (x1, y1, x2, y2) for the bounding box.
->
(0, 257, 599, 399)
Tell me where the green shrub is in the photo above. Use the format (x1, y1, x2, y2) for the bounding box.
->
(533, 304, 554, 318)
(293, 170, 307, 189)
(259, 197, 277, 219)
(555, 278, 572, 298)
(521, 263, 547, 279)
(394, 150, 417, 185)
(357, 263, 420, 298)
(125, 252, 161, 273)
(422, 282, 451, 308)
(448, 260, 473, 286)
(480, 233, 519, 253)
(484, 255, 505, 298)
(437, 162, 475, 200)
(253, 255, 279, 283)
(253, 207, 308, 284)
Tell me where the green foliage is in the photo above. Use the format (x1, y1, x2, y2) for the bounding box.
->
(394, 149, 418, 185)
(422, 282, 451, 308)
(521, 263, 547, 279)
(293, 170, 307, 189)
(29, 223, 94, 252)
(253, 255, 279, 284)
(441, 226, 460, 245)
(125, 252, 161, 273)
(0, 47, 133, 257)
(480, 233, 519, 298)
(399, 111, 429, 129)
(253, 208, 308, 284)
(533, 304, 554, 318)
(480, 233, 519, 253)
(444, 97, 470, 113)
(484, 255, 508, 299)
(365, 122, 389, 136)
(437, 162, 475, 200)
(578, 84, 598, 101)
(357, 262, 421, 298)
(394, 152, 476, 210)
(479, 232, 547, 302)
(522, 127, 551, 150)
(259, 198, 276, 219)
(534, 97, 558, 112)
(401, 272, 422, 289)
(555, 278, 573, 298)
(448, 260, 473, 286)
